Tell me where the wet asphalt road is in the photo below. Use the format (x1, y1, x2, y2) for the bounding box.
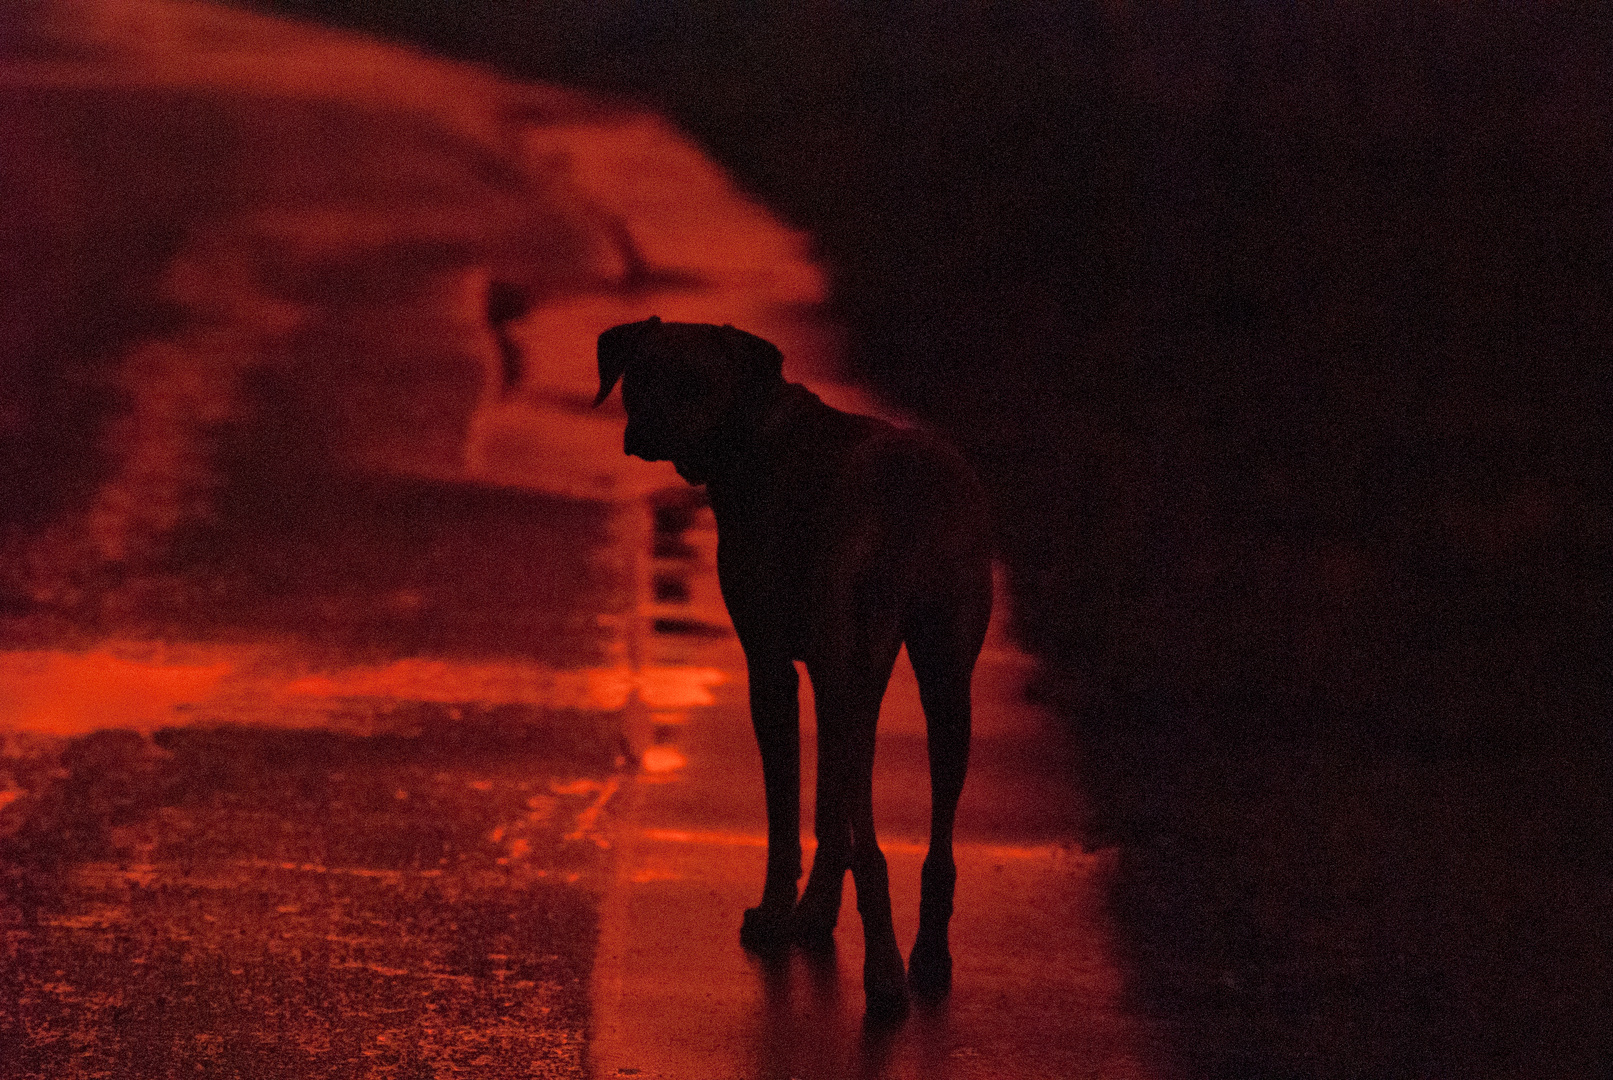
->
(0, 482, 631, 1079)
(0, 86, 1151, 1061)
(0, 476, 1156, 1079)
(1, 722, 609, 1079)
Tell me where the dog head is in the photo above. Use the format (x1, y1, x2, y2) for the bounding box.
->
(594, 316, 784, 484)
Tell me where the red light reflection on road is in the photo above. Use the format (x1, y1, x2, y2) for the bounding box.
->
(0, 648, 233, 735)
(1, 3, 1158, 1075)
(0, 645, 724, 736)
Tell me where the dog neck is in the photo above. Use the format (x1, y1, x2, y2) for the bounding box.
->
(727, 375, 791, 436)
(694, 377, 816, 488)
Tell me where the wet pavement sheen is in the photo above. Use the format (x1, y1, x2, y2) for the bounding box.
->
(1, 8, 1164, 1073)
(2, 727, 606, 1078)
(0, 493, 1160, 1079)
(0, 516, 627, 1079)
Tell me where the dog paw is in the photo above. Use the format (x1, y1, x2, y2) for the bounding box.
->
(863, 985, 910, 1026)
(739, 905, 792, 954)
(789, 887, 841, 951)
(906, 940, 953, 1000)
(788, 910, 837, 953)
(863, 949, 910, 1024)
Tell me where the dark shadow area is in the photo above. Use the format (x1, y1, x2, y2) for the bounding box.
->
(166, 467, 625, 664)
(3, 352, 629, 662)
(4, 470, 625, 666)
(1099, 739, 1612, 1078)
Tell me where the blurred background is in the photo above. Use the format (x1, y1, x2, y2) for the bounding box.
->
(219, 0, 1608, 756)
(3, 1, 1609, 1076)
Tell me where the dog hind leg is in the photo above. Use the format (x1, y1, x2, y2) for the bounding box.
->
(790, 719, 851, 950)
(806, 639, 908, 1020)
(846, 733, 908, 1021)
(904, 591, 989, 998)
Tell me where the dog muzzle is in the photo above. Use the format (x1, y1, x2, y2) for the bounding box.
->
(624, 422, 675, 463)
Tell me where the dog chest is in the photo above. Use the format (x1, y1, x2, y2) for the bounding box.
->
(708, 474, 834, 643)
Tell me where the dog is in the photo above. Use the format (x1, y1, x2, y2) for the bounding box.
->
(595, 317, 993, 1019)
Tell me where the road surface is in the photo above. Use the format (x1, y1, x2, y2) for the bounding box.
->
(0, 437, 1163, 1080)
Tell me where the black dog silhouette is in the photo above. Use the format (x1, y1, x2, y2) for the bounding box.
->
(595, 317, 992, 1019)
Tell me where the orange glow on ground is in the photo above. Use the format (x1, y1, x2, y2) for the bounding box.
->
(0, 647, 235, 735)
(0, 645, 725, 736)
(635, 827, 1091, 865)
(637, 746, 687, 774)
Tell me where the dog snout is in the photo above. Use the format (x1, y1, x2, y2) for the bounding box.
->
(624, 422, 669, 462)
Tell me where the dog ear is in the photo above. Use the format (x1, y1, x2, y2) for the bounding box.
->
(718, 324, 784, 381)
(594, 316, 661, 406)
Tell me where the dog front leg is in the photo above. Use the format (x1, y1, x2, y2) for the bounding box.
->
(739, 653, 801, 953)
(789, 714, 851, 949)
